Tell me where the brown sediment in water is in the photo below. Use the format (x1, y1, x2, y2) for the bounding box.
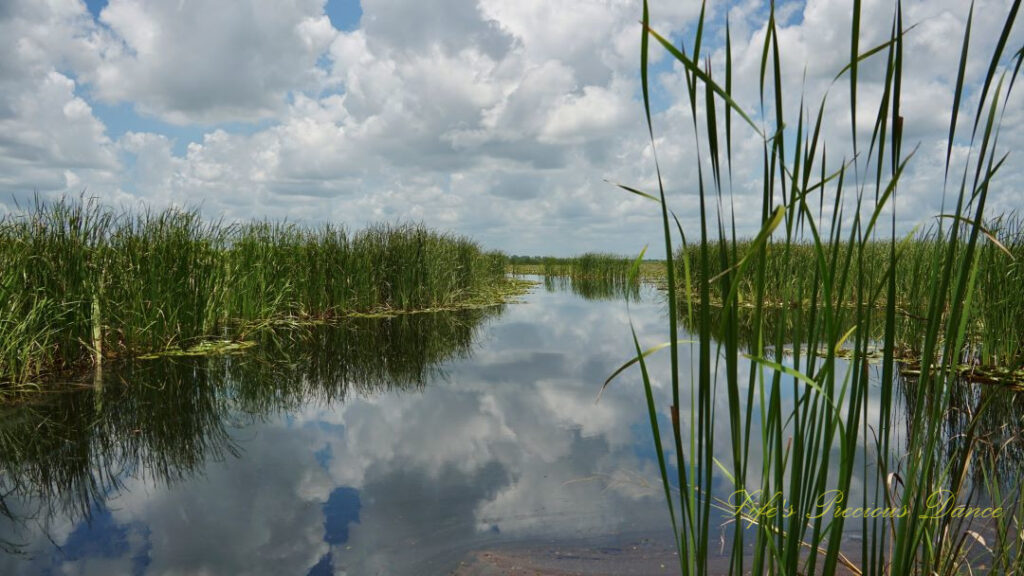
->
(452, 541, 866, 576)
(452, 543, 684, 576)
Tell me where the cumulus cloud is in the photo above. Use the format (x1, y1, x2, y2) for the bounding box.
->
(0, 1, 119, 200)
(87, 0, 337, 124)
(0, 0, 1020, 254)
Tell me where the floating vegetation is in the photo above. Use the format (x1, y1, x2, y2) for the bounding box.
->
(137, 340, 258, 360)
(899, 364, 1024, 388)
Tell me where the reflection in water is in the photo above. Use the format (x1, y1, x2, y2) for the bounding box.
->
(5, 280, 1016, 574)
(901, 370, 1024, 489)
(543, 274, 641, 301)
(681, 303, 1024, 489)
(0, 363, 236, 531)
(0, 308, 499, 565)
(0, 288, 682, 575)
(230, 308, 496, 412)
(677, 302, 924, 357)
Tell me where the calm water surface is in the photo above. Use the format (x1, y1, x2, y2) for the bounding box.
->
(0, 279, 685, 575)
(3, 278, 1015, 574)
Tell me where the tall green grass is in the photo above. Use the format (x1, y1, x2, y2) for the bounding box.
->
(535, 253, 638, 280)
(536, 253, 644, 300)
(0, 198, 511, 387)
(542, 274, 642, 301)
(674, 222, 1024, 372)
(609, 1, 1023, 573)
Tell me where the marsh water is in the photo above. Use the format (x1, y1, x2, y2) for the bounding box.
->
(0, 277, 1016, 575)
(0, 279, 689, 574)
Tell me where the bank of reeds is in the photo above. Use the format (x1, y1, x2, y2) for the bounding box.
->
(547, 252, 631, 281)
(609, 0, 1023, 574)
(0, 198, 511, 387)
(675, 220, 1024, 371)
(534, 253, 644, 300)
(542, 274, 642, 301)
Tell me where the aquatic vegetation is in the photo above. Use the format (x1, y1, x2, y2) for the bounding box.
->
(675, 224, 1024, 372)
(609, 1, 1024, 574)
(542, 274, 641, 301)
(555, 253, 633, 281)
(0, 198, 514, 387)
(530, 253, 662, 282)
(525, 253, 648, 299)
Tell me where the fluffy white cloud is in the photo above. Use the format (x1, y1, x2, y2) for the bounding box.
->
(0, 0, 1020, 254)
(0, 1, 119, 199)
(87, 0, 337, 124)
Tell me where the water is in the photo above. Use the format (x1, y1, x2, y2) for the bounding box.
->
(2, 278, 1018, 574)
(0, 279, 683, 575)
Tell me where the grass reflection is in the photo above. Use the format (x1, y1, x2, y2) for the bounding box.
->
(0, 306, 499, 544)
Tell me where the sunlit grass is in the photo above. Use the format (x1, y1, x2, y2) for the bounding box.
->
(608, 1, 1024, 574)
(675, 222, 1024, 373)
(0, 198, 513, 388)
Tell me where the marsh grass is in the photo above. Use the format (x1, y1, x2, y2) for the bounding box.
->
(543, 274, 643, 301)
(675, 223, 1024, 373)
(0, 198, 512, 387)
(531, 253, 645, 300)
(609, 0, 1024, 573)
(535, 253, 647, 279)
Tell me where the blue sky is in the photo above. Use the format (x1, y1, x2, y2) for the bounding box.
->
(324, 0, 363, 30)
(0, 0, 1020, 256)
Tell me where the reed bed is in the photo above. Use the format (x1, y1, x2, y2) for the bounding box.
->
(542, 274, 642, 301)
(553, 252, 633, 281)
(509, 252, 658, 285)
(675, 221, 1024, 371)
(536, 253, 634, 281)
(0, 198, 511, 387)
(533, 253, 645, 300)
(608, 0, 1024, 574)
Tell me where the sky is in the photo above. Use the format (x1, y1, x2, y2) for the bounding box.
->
(0, 0, 1020, 256)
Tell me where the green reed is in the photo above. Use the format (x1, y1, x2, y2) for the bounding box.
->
(608, 1, 1023, 573)
(675, 224, 1024, 371)
(536, 252, 634, 280)
(0, 198, 511, 387)
(543, 274, 642, 301)
(535, 253, 645, 300)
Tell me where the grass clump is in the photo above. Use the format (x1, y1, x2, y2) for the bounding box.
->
(0, 198, 514, 388)
(607, 0, 1024, 574)
(675, 221, 1024, 373)
(535, 253, 644, 300)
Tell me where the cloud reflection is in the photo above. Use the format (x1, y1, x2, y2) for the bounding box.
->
(0, 286, 681, 575)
